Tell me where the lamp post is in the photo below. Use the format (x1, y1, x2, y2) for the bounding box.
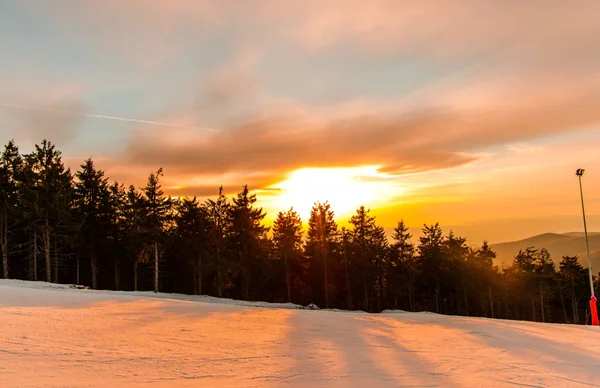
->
(576, 168, 599, 326)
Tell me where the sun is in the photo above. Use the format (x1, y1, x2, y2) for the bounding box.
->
(268, 166, 404, 221)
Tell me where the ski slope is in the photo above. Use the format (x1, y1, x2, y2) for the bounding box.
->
(1, 280, 599, 387)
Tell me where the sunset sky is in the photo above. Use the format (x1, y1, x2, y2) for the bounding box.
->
(1, 1, 600, 243)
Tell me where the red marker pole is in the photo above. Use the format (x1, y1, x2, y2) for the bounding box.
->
(576, 169, 599, 326)
(591, 297, 599, 326)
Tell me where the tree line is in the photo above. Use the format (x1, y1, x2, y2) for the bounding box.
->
(0, 139, 597, 325)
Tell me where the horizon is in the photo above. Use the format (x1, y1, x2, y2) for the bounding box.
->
(2, 1, 600, 245)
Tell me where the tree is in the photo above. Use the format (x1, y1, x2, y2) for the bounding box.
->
(107, 182, 126, 290)
(23, 140, 73, 283)
(229, 185, 268, 300)
(388, 220, 416, 310)
(140, 168, 171, 293)
(205, 187, 231, 297)
(534, 248, 556, 322)
(471, 241, 498, 318)
(417, 223, 445, 313)
(74, 158, 112, 288)
(0, 140, 22, 278)
(272, 207, 303, 303)
(305, 201, 338, 309)
(174, 197, 211, 295)
(559, 255, 586, 324)
(349, 206, 388, 312)
(444, 231, 470, 314)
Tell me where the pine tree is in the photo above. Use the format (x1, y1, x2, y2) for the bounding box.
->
(206, 187, 231, 297)
(140, 168, 171, 293)
(559, 255, 586, 324)
(23, 140, 73, 283)
(417, 223, 445, 313)
(349, 206, 387, 312)
(124, 185, 145, 291)
(107, 182, 126, 290)
(74, 158, 112, 288)
(0, 140, 22, 279)
(272, 207, 303, 303)
(175, 197, 211, 295)
(444, 231, 470, 314)
(472, 241, 498, 317)
(305, 201, 338, 309)
(389, 220, 416, 310)
(229, 185, 268, 300)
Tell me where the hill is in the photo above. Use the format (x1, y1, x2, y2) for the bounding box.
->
(2, 279, 600, 387)
(490, 232, 600, 268)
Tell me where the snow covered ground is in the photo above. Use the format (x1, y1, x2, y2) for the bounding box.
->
(2, 280, 600, 387)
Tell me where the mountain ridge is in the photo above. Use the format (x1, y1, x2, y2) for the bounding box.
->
(490, 232, 600, 269)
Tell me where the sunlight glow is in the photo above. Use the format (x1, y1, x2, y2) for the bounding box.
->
(270, 166, 405, 221)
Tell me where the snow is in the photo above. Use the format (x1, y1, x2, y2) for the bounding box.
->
(2, 280, 600, 387)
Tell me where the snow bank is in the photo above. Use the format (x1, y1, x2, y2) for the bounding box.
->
(2, 279, 600, 387)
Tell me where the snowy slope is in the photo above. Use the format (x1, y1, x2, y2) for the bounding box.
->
(2, 280, 600, 387)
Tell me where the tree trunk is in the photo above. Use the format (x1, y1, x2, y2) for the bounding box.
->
(44, 216, 51, 282)
(435, 280, 440, 314)
(489, 286, 494, 318)
(572, 279, 579, 324)
(76, 255, 80, 285)
(91, 248, 98, 289)
(33, 227, 38, 281)
(408, 276, 414, 311)
(284, 251, 291, 303)
(531, 297, 536, 322)
(363, 271, 369, 312)
(540, 282, 545, 323)
(216, 247, 223, 298)
(134, 261, 138, 291)
(114, 257, 120, 291)
(323, 251, 329, 309)
(192, 256, 198, 294)
(53, 235, 58, 283)
(343, 245, 352, 310)
(28, 233, 33, 281)
(243, 244, 249, 300)
(462, 280, 468, 315)
(1, 210, 8, 279)
(197, 250, 203, 295)
(154, 241, 159, 293)
(559, 286, 568, 323)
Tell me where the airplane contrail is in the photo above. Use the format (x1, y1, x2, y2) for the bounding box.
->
(0, 102, 219, 132)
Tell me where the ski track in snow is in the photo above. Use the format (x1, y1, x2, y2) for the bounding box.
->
(2, 280, 600, 387)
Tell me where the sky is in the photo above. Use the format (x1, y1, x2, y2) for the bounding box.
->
(1, 0, 600, 243)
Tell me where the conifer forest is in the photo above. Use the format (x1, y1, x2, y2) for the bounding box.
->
(0, 139, 595, 325)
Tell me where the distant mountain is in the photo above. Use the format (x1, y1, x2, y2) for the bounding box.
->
(490, 232, 600, 269)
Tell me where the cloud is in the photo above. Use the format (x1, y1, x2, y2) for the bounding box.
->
(13, 0, 600, 200)
(0, 82, 85, 146)
(24, 1, 600, 65)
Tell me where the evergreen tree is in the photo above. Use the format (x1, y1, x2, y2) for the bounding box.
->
(23, 140, 73, 283)
(388, 220, 416, 310)
(444, 231, 470, 314)
(0, 140, 22, 278)
(272, 207, 303, 303)
(471, 241, 498, 318)
(74, 158, 112, 288)
(174, 197, 211, 295)
(559, 255, 587, 324)
(205, 187, 231, 297)
(349, 206, 387, 312)
(305, 201, 338, 309)
(417, 223, 445, 313)
(229, 185, 268, 300)
(140, 168, 172, 293)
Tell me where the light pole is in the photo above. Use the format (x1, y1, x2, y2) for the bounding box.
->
(576, 168, 599, 326)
